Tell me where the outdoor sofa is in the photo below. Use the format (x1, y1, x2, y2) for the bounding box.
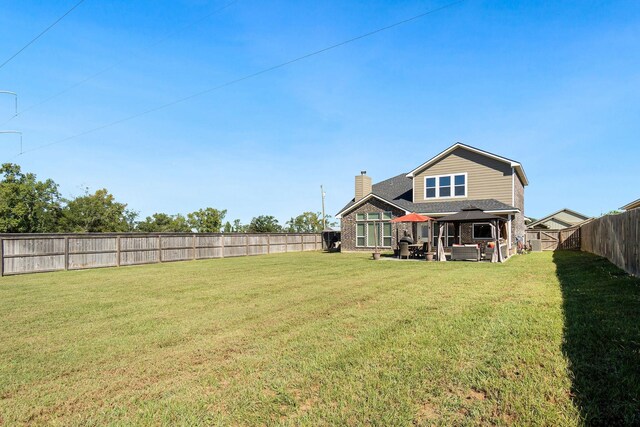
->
(450, 244, 481, 261)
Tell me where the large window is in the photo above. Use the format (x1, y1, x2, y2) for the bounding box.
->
(433, 223, 455, 247)
(425, 173, 467, 199)
(472, 223, 493, 240)
(356, 212, 392, 247)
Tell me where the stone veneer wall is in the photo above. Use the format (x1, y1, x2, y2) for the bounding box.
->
(513, 175, 526, 242)
(340, 198, 406, 252)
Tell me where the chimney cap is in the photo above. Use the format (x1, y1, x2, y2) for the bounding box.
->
(360, 170, 367, 175)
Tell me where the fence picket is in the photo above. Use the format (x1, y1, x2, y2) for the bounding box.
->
(580, 210, 639, 277)
(0, 232, 322, 276)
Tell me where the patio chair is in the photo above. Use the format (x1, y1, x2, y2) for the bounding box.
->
(399, 242, 410, 259)
(484, 243, 508, 260)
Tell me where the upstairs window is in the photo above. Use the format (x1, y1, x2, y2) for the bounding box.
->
(439, 176, 451, 197)
(425, 173, 467, 199)
(454, 174, 466, 196)
(425, 178, 436, 198)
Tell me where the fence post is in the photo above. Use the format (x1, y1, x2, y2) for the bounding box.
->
(577, 228, 581, 250)
(64, 236, 69, 270)
(116, 235, 121, 267)
(158, 235, 162, 263)
(0, 238, 4, 277)
(246, 234, 249, 256)
(193, 234, 197, 260)
(267, 234, 270, 255)
(285, 234, 288, 253)
(220, 234, 225, 258)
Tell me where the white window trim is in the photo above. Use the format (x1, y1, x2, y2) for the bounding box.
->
(424, 172, 468, 200)
(472, 222, 494, 240)
(355, 212, 393, 248)
(355, 223, 366, 247)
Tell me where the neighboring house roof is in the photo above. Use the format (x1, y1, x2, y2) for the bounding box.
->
(405, 142, 529, 186)
(621, 198, 640, 211)
(526, 208, 591, 229)
(336, 174, 519, 218)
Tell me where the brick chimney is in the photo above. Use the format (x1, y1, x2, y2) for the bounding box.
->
(355, 171, 372, 202)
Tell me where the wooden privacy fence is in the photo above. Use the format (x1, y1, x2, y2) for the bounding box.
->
(0, 233, 322, 276)
(525, 227, 581, 251)
(580, 209, 639, 277)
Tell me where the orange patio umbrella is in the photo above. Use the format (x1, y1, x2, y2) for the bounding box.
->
(390, 212, 433, 223)
(390, 213, 435, 253)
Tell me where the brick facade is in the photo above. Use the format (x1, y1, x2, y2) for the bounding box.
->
(341, 199, 520, 253)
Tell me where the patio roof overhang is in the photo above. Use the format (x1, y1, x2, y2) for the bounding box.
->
(435, 207, 506, 223)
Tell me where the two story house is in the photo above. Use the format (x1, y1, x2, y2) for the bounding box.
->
(336, 143, 528, 252)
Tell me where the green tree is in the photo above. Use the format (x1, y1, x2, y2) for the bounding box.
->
(61, 188, 137, 232)
(0, 163, 63, 233)
(286, 211, 336, 233)
(187, 208, 227, 233)
(223, 219, 247, 233)
(137, 213, 191, 232)
(248, 215, 282, 233)
(232, 219, 248, 232)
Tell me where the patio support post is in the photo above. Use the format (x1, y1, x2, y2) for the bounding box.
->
(497, 220, 504, 262)
(490, 220, 498, 263)
(507, 214, 512, 257)
(437, 223, 446, 262)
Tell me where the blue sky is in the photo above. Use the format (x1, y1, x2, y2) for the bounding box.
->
(0, 0, 638, 225)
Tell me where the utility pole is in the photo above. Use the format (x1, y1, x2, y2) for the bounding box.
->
(1, 91, 21, 155)
(321, 185, 326, 230)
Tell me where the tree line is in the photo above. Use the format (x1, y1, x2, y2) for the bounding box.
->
(0, 163, 334, 234)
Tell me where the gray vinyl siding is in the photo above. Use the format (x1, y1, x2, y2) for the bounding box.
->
(413, 147, 513, 205)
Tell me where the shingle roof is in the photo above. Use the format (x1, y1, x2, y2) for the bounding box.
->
(621, 198, 640, 211)
(336, 174, 518, 217)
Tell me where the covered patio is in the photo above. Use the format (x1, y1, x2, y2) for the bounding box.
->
(435, 207, 509, 262)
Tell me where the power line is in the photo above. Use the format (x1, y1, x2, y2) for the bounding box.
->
(1, 0, 239, 126)
(0, 131, 23, 154)
(0, 0, 87, 71)
(15, 0, 466, 158)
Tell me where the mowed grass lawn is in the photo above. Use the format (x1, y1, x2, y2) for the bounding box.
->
(1, 251, 638, 426)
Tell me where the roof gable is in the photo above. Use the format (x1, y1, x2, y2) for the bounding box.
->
(621, 198, 640, 210)
(335, 193, 409, 218)
(406, 142, 528, 186)
(527, 208, 591, 228)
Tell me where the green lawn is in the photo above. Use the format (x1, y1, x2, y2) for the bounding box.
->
(0, 251, 638, 426)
